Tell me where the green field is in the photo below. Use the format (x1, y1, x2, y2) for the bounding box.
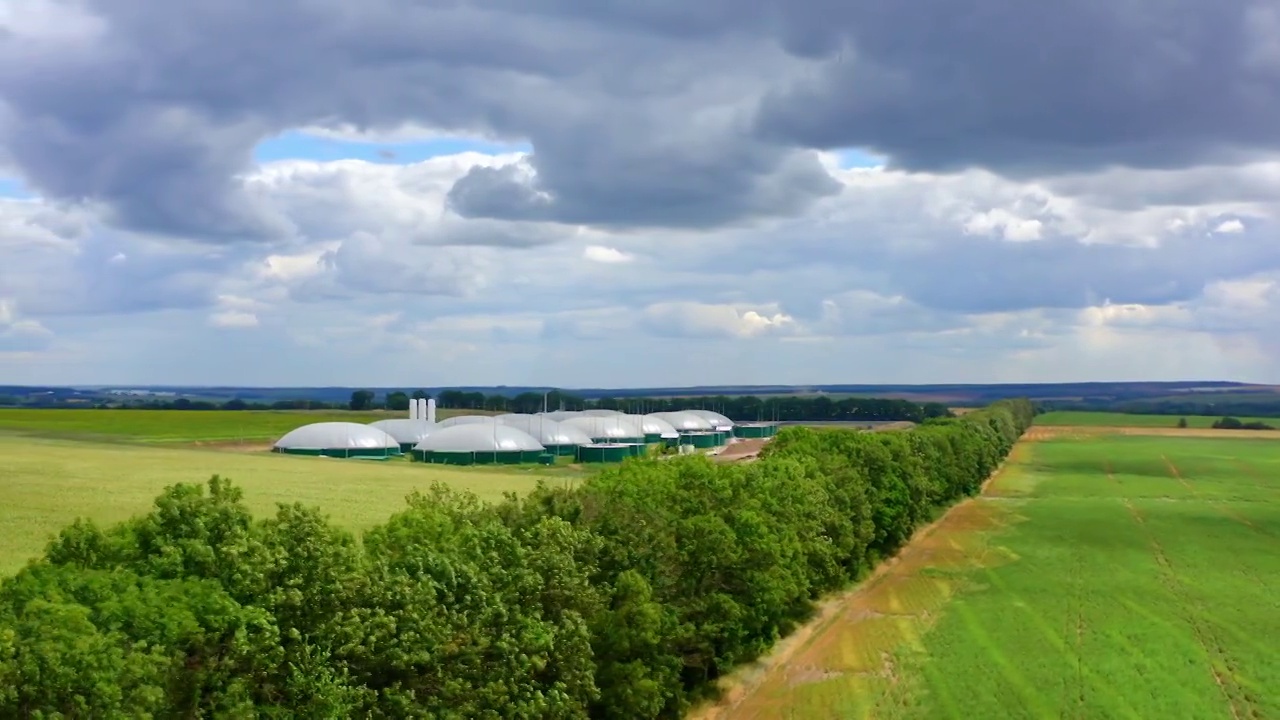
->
(1035, 410, 1279, 428)
(0, 435, 577, 576)
(725, 433, 1280, 719)
(0, 408, 482, 444)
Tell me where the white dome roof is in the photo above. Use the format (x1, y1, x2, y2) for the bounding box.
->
(650, 411, 714, 432)
(413, 423, 545, 453)
(540, 410, 584, 421)
(496, 413, 537, 422)
(563, 414, 646, 440)
(275, 422, 399, 450)
(498, 415, 593, 446)
(438, 414, 499, 428)
(580, 408, 624, 417)
(640, 414, 681, 439)
(685, 409, 734, 430)
(368, 419, 439, 445)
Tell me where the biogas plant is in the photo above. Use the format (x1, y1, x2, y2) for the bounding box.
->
(272, 398, 777, 465)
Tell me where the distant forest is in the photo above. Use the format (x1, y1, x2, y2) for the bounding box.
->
(5, 389, 953, 424)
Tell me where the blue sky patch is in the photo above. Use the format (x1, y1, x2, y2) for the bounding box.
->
(254, 129, 532, 164)
(0, 177, 33, 199)
(837, 148, 887, 169)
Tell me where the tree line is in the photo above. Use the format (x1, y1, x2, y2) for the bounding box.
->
(0, 399, 1031, 717)
(95, 390, 954, 423)
(1042, 398, 1280, 420)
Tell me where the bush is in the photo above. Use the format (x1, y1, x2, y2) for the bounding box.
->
(0, 400, 1035, 718)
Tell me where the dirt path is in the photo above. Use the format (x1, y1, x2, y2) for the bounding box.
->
(688, 450, 1023, 720)
(714, 439, 769, 463)
(1030, 425, 1280, 440)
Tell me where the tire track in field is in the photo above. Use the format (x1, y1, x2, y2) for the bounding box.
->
(1162, 455, 1275, 539)
(1122, 499, 1261, 720)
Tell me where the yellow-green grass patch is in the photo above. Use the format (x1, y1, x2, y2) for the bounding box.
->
(0, 435, 577, 576)
(0, 407, 490, 444)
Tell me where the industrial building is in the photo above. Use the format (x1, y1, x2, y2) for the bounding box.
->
(273, 422, 401, 458)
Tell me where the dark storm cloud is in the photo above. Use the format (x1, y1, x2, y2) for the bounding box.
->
(0, 0, 834, 238)
(754, 0, 1280, 174)
(2, 0, 1274, 240)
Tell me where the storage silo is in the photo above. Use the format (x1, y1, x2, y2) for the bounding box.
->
(649, 411, 719, 449)
(639, 414, 681, 445)
(411, 424, 545, 465)
(562, 415, 646, 444)
(499, 415, 593, 457)
(273, 422, 401, 459)
(369, 419, 439, 453)
(685, 409, 734, 446)
(733, 423, 777, 439)
(577, 443, 635, 463)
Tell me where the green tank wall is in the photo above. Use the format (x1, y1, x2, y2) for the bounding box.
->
(733, 424, 772, 439)
(275, 447, 400, 459)
(544, 444, 580, 457)
(577, 445, 633, 463)
(412, 450, 530, 465)
(684, 432, 720, 449)
(589, 435, 646, 445)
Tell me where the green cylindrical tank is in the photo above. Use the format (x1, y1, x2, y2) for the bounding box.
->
(412, 450, 530, 465)
(577, 444, 633, 463)
(683, 432, 719, 449)
(733, 424, 772, 439)
(275, 447, 400, 459)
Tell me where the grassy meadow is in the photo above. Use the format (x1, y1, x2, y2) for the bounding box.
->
(719, 433, 1280, 720)
(0, 407, 484, 444)
(1035, 410, 1279, 428)
(0, 434, 579, 576)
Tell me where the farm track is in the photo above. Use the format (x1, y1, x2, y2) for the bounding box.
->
(689, 452, 1021, 720)
(1029, 425, 1280, 440)
(1121, 497, 1261, 720)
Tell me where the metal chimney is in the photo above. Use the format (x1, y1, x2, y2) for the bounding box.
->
(426, 398, 437, 424)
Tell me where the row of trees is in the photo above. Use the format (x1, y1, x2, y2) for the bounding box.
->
(108, 390, 954, 423)
(0, 399, 1034, 717)
(1209, 416, 1275, 430)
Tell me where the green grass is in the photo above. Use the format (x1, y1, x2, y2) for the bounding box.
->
(891, 436, 1280, 720)
(1035, 410, 1280, 429)
(732, 433, 1280, 720)
(0, 408, 484, 444)
(0, 435, 579, 576)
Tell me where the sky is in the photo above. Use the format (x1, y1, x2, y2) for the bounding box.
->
(1, 0, 1279, 388)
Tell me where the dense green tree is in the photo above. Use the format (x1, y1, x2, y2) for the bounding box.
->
(384, 391, 410, 411)
(0, 399, 1035, 719)
(348, 390, 375, 411)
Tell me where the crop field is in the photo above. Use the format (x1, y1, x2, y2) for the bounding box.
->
(709, 431, 1280, 719)
(1035, 410, 1279, 429)
(0, 434, 577, 576)
(0, 407, 482, 444)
